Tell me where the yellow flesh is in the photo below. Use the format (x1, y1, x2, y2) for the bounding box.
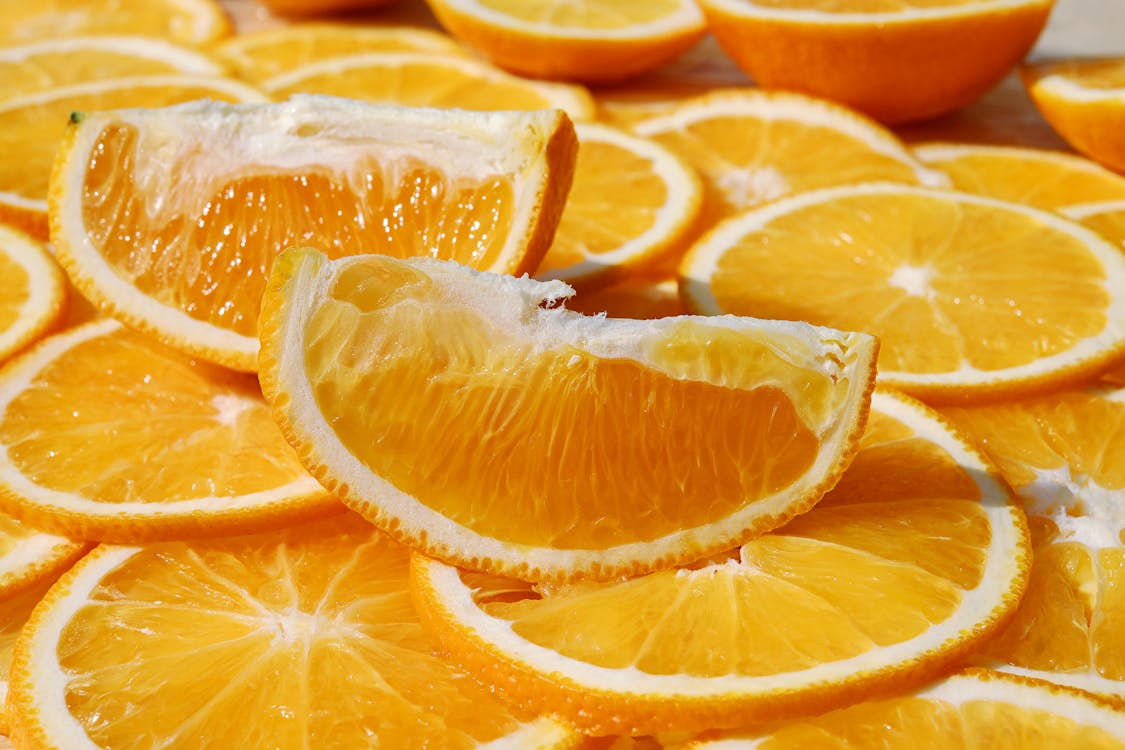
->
(1076, 209, 1125, 253)
(466, 405, 989, 675)
(0, 51, 192, 99)
(709, 192, 1110, 374)
(0, 0, 223, 45)
(0, 253, 30, 341)
(54, 513, 530, 748)
(0, 325, 309, 503)
(474, 0, 685, 28)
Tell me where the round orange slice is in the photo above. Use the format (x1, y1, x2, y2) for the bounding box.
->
(50, 96, 578, 371)
(5, 512, 579, 748)
(680, 182, 1125, 403)
(410, 389, 1030, 735)
(0, 224, 66, 365)
(259, 248, 878, 582)
(0, 0, 231, 47)
(0, 319, 338, 542)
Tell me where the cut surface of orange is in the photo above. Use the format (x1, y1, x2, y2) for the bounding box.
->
(410, 389, 1029, 735)
(0, 224, 66, 365)
(425, 0, 707, 83)
(680, 182, 1125, 403)
(0, 319, 337, 543)
(687, 669, 1125, 748)
(5, 512, 578, 749)
(263, 52, 597, 120)
(260, 248, 878, 582)
(1023, 57, 1125, 174)
(50, 96, 578, 371)
(0, 75, 266, 234)
(913, 142, 1125, 210)
(534, 123, 703, 288)
(0, 0, 231, 46)
(1064, 201, 1125, 253)
(632, 90, 945, 231)
(942, 383, 1125, 700)
(697, 0, 1054, 124)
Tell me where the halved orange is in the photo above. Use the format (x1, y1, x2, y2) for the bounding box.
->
(0, 224, 66, 365)
(259, 248, 878, 582)
(410, 389, 1029, 735)
(50, 96, 578, 371)
(0, 0, 231, 46)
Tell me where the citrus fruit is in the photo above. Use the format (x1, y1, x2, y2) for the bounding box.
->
(568, 276, 686, 319)
(410, 389, 1029, 735)
(5, 511, 579, 749)
(631, 90, 945, 230)
(534, 122, 703, 288)
(687, 669, 1125, 748)
(1064, 201, 1125, 252)
(943, 383, 1125, 700)
(1023, 57, 1125, 174)
(0, 195, 48, 241)
(0, 224, 66, 365)
(0, 318, 338, 542)
(259, 0, 398, 17)
(696, 0, 1055, 124)
(0, 75, 266, 236)
(262, 52, 597, 120)
(679, 183, 1125, 403)
(259, 248, 878, 582)
(424, 0, 707, 83)
(0, 0, 231, 46)
(50, 96, 578, 371)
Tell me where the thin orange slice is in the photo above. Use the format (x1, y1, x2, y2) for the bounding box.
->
(410, 389, 1029, 735)
(0, 319, 338, 542)
(0, 0, 231, 46)
(0, 224, 66, 365)
(680, 183, 1125, 403)
(50, 96, 578, 371)
(5, 512, 579, 748)
(259, 248, 878, 582)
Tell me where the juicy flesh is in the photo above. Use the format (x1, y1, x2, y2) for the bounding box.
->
(467, 406, 989, 675)
(475, 0, 686, 28)
(0, 51, 188, 99)
(710, 193, 1111, 374)
(0, 252, 29, 338)
(55, 514, 528, 748)
(82, 124, 513, 337)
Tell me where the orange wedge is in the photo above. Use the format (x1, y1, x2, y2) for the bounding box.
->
(424, 0, 707, 83)
(50, 96, 578, 371)
(697, 0, 1054, 124)
(688, 670, 1125, 748)
(410, 389, 1029, 735)
(943, 383, 1125, 700)
(6, 512, 579, 748)
(1023, 57, 1125, 174)
(260, 248, 878, 582)
(0, 319, 338, 542)
(0, 0, 231, 46)
(262, 52, 597, 120)
(680, 183, 1125, 403)
(0, 75, 266, 237)
(0, 224, 66, 365)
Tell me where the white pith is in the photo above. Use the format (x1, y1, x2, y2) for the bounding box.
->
(0, 35, 225, 74)
(0, 225, 62, 357)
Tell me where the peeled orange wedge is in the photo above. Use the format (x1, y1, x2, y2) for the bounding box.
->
(50, 97, 578, 371)
(410, 390, 1029, 735)
(259, 248, 878, 582)
(0, 224, 66, 365)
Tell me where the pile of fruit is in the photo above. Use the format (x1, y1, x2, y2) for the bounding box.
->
(0, 0, 1124, 747)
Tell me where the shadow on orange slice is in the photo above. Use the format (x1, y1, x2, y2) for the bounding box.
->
(0, 319, 338, 542)
(409, 390, 1029, 735)
(0, 224, 66, 365)
(5, 512, 578, 748)
(50, 96, 578, 371)
(259, 248, 878, 582)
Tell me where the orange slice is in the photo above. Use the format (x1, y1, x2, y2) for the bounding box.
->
(50, 96, 578, 371)
(0, 75, 266, 237)
(262, 52, 597, 120)
(534, 123, 703, 288)
(688, 670, 1125, 748)
(424, 0, 707, 83)
(410, 389, 1029, 735)
(5, 512, 579, 748)
(943, 383, 1125, 700)
(1023, 57, 1125, 174)
(0, 0, 231, 46)
(680, 183, 1125, 403)
(632, 90, 945, 230)
(1064, 201, 1125, 252)
(697, 0, 1054, 124)
(568, 276, 686, 320)
(212, 23, 468, 83)
(0, 224, 66, 365)
(259, 248, 878, 582)
(913, 142, 1125, 210)
(0, 319, 338, 542)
